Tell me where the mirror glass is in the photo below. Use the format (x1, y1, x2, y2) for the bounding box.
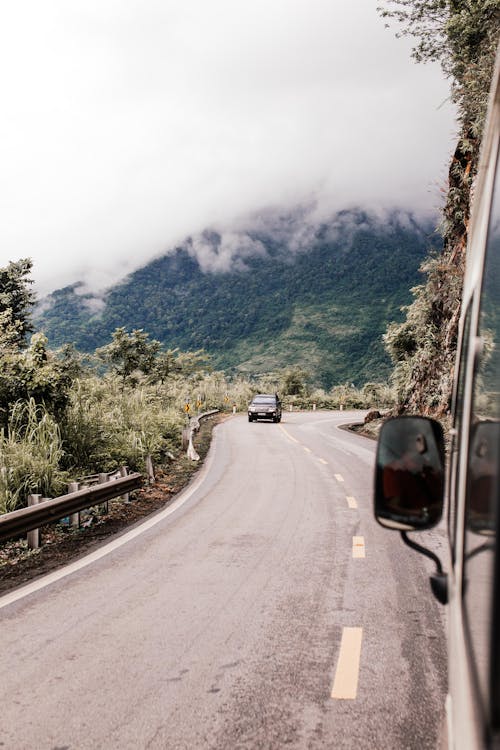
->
(374, 416, 445, 531)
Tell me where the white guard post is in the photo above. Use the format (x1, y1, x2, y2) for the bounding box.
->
(187, 416, 200, 461)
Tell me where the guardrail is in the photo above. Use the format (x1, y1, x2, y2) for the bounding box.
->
(0, 409, 220, 546)
(182, 409, 219, 460)
(0, 472, 142, 544)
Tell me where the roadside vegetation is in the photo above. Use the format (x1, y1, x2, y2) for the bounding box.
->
(0, 260, 393, 515)
(5, 4, 497, 518)
(379, 0, 500, 415)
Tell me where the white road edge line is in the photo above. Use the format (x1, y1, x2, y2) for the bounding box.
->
(0, 428, 219, 610)
(331, 627, 363, 700)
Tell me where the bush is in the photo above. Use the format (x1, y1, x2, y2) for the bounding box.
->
(61, 376, 184, 473)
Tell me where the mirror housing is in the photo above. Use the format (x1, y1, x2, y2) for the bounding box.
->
(374, 416, 445, 531)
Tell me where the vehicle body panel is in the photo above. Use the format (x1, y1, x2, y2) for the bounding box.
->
(446, 52, 500, 749)
(373, 49, 500, 750)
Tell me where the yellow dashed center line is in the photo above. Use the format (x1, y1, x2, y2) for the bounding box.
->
(279, 426, 323, 460)
(352, 536, 365, 558)
(278, 425, 300, 444)
(278, 422, 366, 701)
(331, 627, 363, 700)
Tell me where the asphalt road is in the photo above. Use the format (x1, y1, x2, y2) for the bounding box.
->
(0, 411, 447, 749)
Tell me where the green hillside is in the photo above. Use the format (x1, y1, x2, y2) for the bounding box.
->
(36, 210, 437, 388)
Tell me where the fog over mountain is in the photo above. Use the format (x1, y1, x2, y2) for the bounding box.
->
(37, 207, 437, 387)
(49, 203, 432, 306)
(1, 1, 455, 297)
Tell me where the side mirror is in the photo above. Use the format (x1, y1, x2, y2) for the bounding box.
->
(374, 416, 445, 531)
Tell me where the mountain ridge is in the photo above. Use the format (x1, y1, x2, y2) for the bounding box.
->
(36, 208, 438, 388)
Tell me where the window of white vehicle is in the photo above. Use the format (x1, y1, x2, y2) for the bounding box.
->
(449, 301, 473, 561)
(463, 149, 500, 728)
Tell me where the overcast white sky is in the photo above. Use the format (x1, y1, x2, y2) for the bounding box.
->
(0, 0, 456, 296)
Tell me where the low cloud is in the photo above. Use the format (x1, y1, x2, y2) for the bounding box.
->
(74, 286, 107, 315)
(161, 203, 436, 276)
(186, 232, 267, 273)
(37, 203, 438, 318)
(0, 1, 455, 296)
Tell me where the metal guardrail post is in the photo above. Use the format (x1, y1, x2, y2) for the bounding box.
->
(182, 409, 219, 461)
(27, 494, 42, 549)
(98, 473, 109, 514)
(0, 473, 143, 544)
(119, 466, 130, 502)
(68, 481, 80, 527)
(145, 455, 155, 484)
(187, 432, 200, 461)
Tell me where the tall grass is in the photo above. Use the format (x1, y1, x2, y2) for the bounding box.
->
(104, 385, 183, 469)
(61, 376, 184, 473)
(167, 372, 255, 412)
(59, 378, 111, 472)
(0, 399, 65, 513)
(0, 369, 395, 516)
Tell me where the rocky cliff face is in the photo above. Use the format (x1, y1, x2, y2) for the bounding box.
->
(379, 1, 500, 415)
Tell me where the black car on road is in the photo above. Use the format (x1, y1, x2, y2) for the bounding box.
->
(248, 394, 282, 423)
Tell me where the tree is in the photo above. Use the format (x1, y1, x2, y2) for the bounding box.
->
(0, 329, 76, 429)
(0, 259, 36, 345)
(150, 347, 210, 383)
(281, 368, 309, 396)
(379, 0, 500, 414)
(174, 349, 211, 377)
(379, 1, 499, 142)
(0, 261, 75, 426)
(0, 310, 25, 426)
(152, 348, 181, 384)
(22, 333, 75, 418)
(96, 328, 161, 387)
(54, 343, 87, 381)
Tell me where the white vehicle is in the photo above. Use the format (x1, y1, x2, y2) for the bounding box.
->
(373, 52, 500, 749)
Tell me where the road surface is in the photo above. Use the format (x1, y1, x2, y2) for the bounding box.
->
(0, 411, 447, 749)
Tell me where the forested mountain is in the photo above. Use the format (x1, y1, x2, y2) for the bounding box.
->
(36, 209, 438, 388)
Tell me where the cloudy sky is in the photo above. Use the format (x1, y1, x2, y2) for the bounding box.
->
(1, 0, 456, 296)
